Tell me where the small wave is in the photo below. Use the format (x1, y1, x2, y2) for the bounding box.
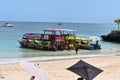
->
(0, 53, 117, 65)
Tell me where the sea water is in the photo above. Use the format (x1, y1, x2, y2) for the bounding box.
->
(0, 21, 120, 63)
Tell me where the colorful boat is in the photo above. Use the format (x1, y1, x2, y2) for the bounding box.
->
(76, 35, 101, 50)
(19, 28, 101, 51)
(18, 28, 76, 51)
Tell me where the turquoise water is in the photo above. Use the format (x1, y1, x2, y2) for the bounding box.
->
(0, 21, 120, 59)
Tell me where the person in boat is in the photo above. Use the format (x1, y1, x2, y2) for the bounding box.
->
(5, 23, 9, 24)
(94, 40, 100, 49)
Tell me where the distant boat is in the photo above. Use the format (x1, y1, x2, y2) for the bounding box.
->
(57, 23, 62, 25)
(2, 22, 14, 27)
(2, 14, 14, 27)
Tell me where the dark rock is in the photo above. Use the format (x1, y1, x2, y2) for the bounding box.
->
(101, 30, 120, 42)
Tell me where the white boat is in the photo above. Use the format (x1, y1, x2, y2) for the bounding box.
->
(2, 23, 14, 27)
(2, 14, 14, 27)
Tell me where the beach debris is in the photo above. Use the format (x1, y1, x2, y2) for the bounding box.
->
(67, 60, 103, 80)
(19, 60, 51, 80)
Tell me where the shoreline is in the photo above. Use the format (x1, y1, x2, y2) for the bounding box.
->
(0, 52, 119, 65)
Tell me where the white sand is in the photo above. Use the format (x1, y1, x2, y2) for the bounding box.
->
(0, 55, 120, 80)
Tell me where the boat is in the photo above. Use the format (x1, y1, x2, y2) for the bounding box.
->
(57, 23, 62, 25)
(18, 28, 101, 51)
(2, 14, 14, 27)
(101, 30, 120, 42)
(2, 23, 14, 27)
(18, 28, 76, 51)
(76, 35, 101, 50)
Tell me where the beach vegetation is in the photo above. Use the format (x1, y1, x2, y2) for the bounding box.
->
(114, 18, 120, 30)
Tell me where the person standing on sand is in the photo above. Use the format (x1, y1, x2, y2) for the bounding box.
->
(75, 45, 79, 54)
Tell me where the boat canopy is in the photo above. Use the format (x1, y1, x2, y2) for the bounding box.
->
(44, 28, 76, 35)
(76, 35, 100, 42)
(23, 33, 40, 39)
(44, 28, 76, 32)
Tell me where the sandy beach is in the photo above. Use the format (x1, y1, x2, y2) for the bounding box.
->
(0, 55, 120, 80)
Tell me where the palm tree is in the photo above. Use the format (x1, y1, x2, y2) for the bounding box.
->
(114, 18, 120, 30)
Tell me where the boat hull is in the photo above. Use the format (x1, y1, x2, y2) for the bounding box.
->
(78, 44, 101, 50)
(2, 23, 14, 27)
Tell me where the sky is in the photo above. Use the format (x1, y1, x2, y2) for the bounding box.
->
(0, 0, 120, 23)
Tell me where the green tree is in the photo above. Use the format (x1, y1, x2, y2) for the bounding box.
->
(114, 18, 120, 30)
